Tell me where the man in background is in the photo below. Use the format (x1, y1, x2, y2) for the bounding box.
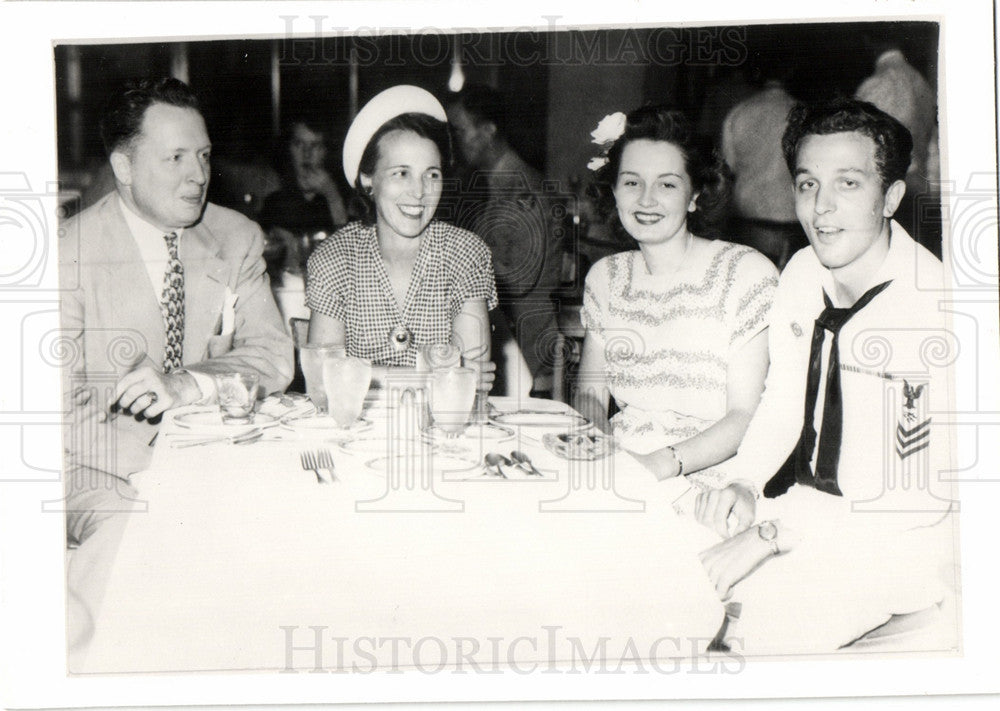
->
(720, 57, 806, 268)
(448, 85, 562, 396)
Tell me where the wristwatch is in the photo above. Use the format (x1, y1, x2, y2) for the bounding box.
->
(757, 520, 780, 555)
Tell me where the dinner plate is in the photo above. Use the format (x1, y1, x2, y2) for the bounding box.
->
(280, 415, 373, 440)
(542, 432, 617, 460)
(422, 422, 515, 444)
(173, 408, 277, 435)
(338, 436, 424, 457)
(491, 411, 589, 428)
(364, 453, 479, 475)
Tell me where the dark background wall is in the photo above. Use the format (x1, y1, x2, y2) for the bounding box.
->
(54, 20, 938, 218)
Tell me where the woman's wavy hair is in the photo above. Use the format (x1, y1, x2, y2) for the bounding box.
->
(352, 112, 454, 225)
(588, 106, 730, 239)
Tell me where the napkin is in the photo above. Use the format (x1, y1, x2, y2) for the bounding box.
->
(220, 287, 239, 335)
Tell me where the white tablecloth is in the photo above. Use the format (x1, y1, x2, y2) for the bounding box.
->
(72, 395, 725, 674)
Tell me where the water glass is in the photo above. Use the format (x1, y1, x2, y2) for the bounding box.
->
(323, 356, 373, 428)
(299, 344, 346, 412)
(429, 366, 478, 435)
(415, 343, 461, 376)
(214, 372, 259, 424)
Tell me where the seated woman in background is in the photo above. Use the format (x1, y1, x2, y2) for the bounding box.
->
(259, 115, 349, 279)
(575, 106, 777, 481)
(306, 85, 497, 386)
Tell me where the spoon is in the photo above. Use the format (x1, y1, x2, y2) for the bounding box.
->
(510, 450, 543, 477)
(483, 452, 510, 478)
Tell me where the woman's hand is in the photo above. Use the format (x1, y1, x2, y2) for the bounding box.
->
(473, 360, 497, 391)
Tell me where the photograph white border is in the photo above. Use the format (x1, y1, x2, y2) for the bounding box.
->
(1, 0, 997, 708)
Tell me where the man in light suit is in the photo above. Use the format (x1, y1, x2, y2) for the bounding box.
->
(60, 77, 293, 545)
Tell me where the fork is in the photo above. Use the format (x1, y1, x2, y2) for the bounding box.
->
(300, 450, 327, 484)
(315, 448, 337, 483)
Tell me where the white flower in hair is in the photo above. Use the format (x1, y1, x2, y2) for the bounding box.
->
(590, 111, 627, 146)
(587, 156, 609, 171)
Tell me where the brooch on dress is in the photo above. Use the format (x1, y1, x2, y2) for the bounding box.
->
(790, 321, 803, 337)
(389, 324, 413, 352)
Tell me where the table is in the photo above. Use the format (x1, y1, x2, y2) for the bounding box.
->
(70, 392, 726, 674)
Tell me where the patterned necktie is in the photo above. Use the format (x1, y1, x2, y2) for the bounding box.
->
(764, 280, 893, 498)
(161, 232, 185, 373)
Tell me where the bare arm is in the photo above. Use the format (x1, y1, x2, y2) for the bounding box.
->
(629, 329, 769, 480)
(452, 298, 495, 390)
(573, 332, 612, 434)
(307, 310, 346, 346)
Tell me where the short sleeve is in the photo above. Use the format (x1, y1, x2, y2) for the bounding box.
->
(580, 256, 611, 345)
(449, 229, 499, 316)
(305, 231, 351, 322)
(727, 248, 779, 353)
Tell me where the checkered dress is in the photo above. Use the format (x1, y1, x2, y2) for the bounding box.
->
(306, 220, 498, 366)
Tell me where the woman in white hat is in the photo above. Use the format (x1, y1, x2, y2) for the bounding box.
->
(306, 86, 497, 386)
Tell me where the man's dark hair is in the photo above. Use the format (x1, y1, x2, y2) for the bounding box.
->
(781, 97, 913, 188)
(451, 83, 507, 135)
(99, 77, 201, 156)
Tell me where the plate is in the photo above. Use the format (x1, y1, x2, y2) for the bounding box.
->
(364, 453, 479, 474)
(339, 436, 424, 457)
(280, 415, 373, 440)
(542, 432, 617, 460)
(422, 422, 515, 444)
(173, 408, 277, 435)
(491, 411, 589, 428)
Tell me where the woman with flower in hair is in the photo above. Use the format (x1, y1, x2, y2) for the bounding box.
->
(306, 86, 497, 387)
(576, 106, 777, 483)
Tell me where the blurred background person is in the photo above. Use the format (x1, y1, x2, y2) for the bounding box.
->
(447, 84, 562, 397)
(855, 32, 939, 256)
(259, 115, 350, 282)
(720, 55, 806, 269)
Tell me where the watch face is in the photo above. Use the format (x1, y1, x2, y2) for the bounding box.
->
(758, 521, 778, 541)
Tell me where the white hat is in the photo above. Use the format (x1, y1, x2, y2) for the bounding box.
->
(342, 85, 448, 185)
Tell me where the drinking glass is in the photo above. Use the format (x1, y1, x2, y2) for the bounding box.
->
(415, 343, 461, 376)
(214, 372, 259, 424)
(461, 356, 492, 424)
(299, 344, 346, 412)
(429, 366, 478, 435)
(323, 356, 373, 428)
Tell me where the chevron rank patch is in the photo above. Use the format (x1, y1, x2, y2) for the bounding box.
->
(896, 379, 930, 460)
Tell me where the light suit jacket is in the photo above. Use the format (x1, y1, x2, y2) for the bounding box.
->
(60, 192, 293, 479)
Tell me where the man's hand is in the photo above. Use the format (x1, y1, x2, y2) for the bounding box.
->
(113, 364, 201, 420)
(694, 482, 756, 537)
(699, 524, 776, 601)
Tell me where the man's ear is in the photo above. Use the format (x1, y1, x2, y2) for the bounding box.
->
(882, 179, 906, 217)
(109, 150, 132, 186)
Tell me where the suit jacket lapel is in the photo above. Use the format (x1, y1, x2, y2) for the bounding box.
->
(97, 197, 165, 371)
(181, 221, 229, 363)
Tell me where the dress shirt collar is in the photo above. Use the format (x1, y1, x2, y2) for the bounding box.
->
(117, 194, 186, 244)
(815, 220, 913, 307)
